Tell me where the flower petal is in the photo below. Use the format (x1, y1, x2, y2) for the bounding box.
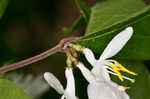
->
(65, 68, 75, 94)
(83, 48, 97, 66)
(64, 68, 78, 99)
(44, 72, 64, 94)
(77, 62, 96, 83)
(91, 63, 111, 81)
(99, 27, 133, 60)
(88, 82, 130, 99)
(61, 95, 65, 99)
(88, 83, 117, 99)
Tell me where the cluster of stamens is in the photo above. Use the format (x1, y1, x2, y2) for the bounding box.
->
(106, 60, 137, 83)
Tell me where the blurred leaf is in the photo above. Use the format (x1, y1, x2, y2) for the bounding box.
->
(63, 27, 72, 36)
(0, 0, 8, 19)
(0, 79, 30, 99)
(111, 60, 150, 99)
(77, 0, 150, 60)
(63, 0, 90, 35)
(63, 16, 86, 35)
(75, 0, 90, 22)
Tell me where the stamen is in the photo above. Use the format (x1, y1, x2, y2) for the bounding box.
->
(108, 71, 135, 83)
(107, 60, 137, 82)
(105, 66, 115, 72)
(109, 64, 124, 82)
(124, 86, 131, 90)
(114, 61, 137, 76)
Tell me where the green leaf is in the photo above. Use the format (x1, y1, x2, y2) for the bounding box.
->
(63, 0, 90, 35)
(86, 0, 148, 34)
(0, 0, 8, 19)
(111, 60, 150, 99)
(63, 16, 86, 35)
(77, 0, 150, 60)
(0, 79, 30, 99)
(75, 0, 90, 22)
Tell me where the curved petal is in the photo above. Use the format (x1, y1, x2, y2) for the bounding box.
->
(61, 95, 65, 99)
(44, 72, 64, 94)
(65, 68, 75, 95)
(99, 27, 133, 60)
(83, 48, 97, 66)
(64, 68, 78, 99)
(77, 62, 96, 83)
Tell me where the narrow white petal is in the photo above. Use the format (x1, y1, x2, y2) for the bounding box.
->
(65, 68, 75, 94)
(61, 95, 65, 99)
(44, 72, 64, 94)
(83, 48, 97, 66)
(77, 62, 96, 83)
(99, 27, 133, 60)
(64, 68, 78, 99)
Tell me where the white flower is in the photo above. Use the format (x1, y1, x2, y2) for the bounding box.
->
(77, 63, 130, 99)
(77, 27, 136, 99)
(44, 67, 78, 99)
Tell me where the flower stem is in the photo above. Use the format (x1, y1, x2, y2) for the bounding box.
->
(0, 37, 78, 73)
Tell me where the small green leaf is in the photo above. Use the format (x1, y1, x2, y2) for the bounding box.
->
(75, 0, 90, 22)
(0, 0, 8, 19)
(0, 79, 30, 99)
(77, 0, 150, 60)
(71, 16, 87, 31)
(63, 0, 90, 35)
(63, 27, 72, 36)
(63, 16, 86, 35)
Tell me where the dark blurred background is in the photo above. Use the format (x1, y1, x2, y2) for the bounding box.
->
(0, 0, 97, 98)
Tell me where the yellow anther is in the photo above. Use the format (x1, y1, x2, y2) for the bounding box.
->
(124, 86, 131, 90)
(114, 61, 137, 76)
(130, 79, 135, 83)
(109, 64, 124, 82)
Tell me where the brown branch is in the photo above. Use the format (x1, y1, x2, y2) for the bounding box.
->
(0, 37, 78, 73)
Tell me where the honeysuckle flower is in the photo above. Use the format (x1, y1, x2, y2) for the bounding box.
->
(44, 67, 78, 99)
(77, 63, 130, 99)
(76, 27, 136, 99)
